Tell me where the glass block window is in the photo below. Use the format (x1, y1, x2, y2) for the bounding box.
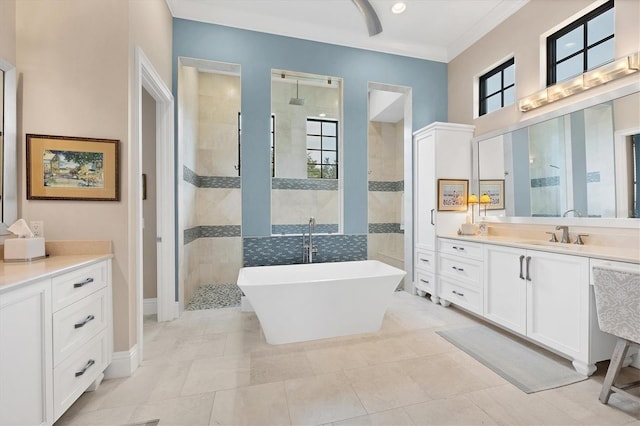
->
(547, 0, 614, 85)
(306, 118, 338, 179)
(479, 58, 515, 116)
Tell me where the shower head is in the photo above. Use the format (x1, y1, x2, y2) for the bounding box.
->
(289, 80, 305, 106)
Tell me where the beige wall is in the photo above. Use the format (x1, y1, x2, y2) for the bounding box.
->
(16, 0, 172, 352)
(0, 0, 16, 64)
(448, 0, 640, 137)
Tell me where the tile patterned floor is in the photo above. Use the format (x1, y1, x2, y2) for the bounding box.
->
(55, 292, 640, 426)
(186, 284, 243, 310)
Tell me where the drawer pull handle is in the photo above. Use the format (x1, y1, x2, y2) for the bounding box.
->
(519, 255, 525, 280)
(74, 315, 96, 329)
(452, 290, 464, 297)
(419, 258, 430, 263)
(452, 246, 465, 251)
(452, 266, 464, 272)
(525, 256, 532, 282)
(75, 359, 96, 377)
(74, 278, 94, 288)
(420, 279, 430, 284)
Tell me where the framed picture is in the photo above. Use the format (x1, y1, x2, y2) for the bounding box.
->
(437, 179, 469, 211)
(26, 134, 120, 201)
(479, 179, 505, 210)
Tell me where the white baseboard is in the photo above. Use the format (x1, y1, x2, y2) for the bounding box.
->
(104, 344, 138, 379)
(143, 298, 157, 315)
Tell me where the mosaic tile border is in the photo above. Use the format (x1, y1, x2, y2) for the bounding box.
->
(243, 234, 367, 266)
(530, 176, 559, 188)
(368, 223, 404, 234)
(272, 177, 338, 191)
(183, 165, 241, 188)
(184, 225, 242, 244)
(368, 180, 404, 192)
(272, 224, 339, 235)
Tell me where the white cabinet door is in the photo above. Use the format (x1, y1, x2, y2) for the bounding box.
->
(0, 280, 53, 426)
(414, 132, 436, 251)
(526, 250, 589, 360)
(483, 245, 526, 335)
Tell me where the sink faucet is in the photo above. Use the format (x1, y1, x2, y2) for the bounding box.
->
(303, 217, 318, 263)
(555, 225, 570, 243)
(562, 209, 582, 217)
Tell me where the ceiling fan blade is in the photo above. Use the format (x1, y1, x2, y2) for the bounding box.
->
(351, 0, 383, 37)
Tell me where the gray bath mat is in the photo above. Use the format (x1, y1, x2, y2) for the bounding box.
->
(437, 325, 588, 393)
(186, 283, 242, 310)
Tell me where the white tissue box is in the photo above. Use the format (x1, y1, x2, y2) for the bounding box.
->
(4, 237, 46, 261)
(460, 223, 478, 235)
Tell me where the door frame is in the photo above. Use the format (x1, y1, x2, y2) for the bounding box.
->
(132, 47, 177, 365)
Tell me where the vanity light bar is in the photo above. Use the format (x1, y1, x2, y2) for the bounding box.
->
(519, 51, 640, 112)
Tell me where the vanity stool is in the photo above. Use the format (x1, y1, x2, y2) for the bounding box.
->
(592, 266, 640, 405)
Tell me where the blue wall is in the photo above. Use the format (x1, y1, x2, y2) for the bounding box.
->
(173, 18, 448, 237)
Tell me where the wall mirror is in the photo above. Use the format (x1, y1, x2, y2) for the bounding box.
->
(270, 69, 343, 235)
(0, 58, 17, 236)
(476, 88, 639, 220)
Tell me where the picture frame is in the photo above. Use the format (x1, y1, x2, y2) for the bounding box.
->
(437, 179, 468, 211)
(479, 179, 505, 210)
(26, 134, 120, 201)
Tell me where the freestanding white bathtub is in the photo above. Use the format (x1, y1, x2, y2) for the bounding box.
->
(237, 260, 406, 344)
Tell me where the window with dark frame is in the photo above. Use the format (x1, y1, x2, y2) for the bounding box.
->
(547, 0, 614, 86)
(306, 118, 338, 179)
(479, 57, 515, 117)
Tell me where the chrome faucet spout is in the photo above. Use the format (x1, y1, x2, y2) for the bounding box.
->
(306, 217, 317, 263)
(555, 225, 570, 243)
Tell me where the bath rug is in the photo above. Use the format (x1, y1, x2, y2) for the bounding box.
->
(437, 325, 588, 393)
(186, 283, 242, 310)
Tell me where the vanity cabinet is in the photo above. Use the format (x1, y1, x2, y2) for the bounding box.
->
(413, 122, 474, 302)
(483, 243, 599, 375)
(438, 238, 484, 315)
(0, 257, 112, 425)
(0, 279, 53, 426)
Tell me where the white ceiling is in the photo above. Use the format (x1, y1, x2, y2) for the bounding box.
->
(165, 0, 529, 62)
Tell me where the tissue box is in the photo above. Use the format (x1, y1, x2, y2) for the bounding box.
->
(4, 237, 46, 261)
(460, 223, 478, 235)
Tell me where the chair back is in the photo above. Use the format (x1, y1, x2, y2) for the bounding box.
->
(592, 266, 640, 344)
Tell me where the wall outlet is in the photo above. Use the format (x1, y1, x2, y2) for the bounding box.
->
(30, 221, 44, 238)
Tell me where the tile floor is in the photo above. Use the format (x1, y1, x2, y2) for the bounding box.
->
(56, 292, 640, 426)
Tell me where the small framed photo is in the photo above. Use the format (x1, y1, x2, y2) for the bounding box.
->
(27, 134, 120, 201)
(437, 179, 468, 211)
(479, 179, 505, 210)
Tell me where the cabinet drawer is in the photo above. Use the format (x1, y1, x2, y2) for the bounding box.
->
(415, 249, 435, 272)
(440, 277, 482, 315)
(415, 270, 435, 295)
(53, 329, 108, 420)
(52, 261, 108, 311)
(438, 239, 483, 260)
(438, 253, 482, 286)
(53, 288, 108, 367)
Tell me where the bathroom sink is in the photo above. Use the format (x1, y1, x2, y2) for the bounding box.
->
(521, 240, 581, 250)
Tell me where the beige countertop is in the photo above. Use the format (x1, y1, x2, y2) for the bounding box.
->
(0, 240, 113, 294)
(0, 254, 113, 293)
(440, 234, 640, 264)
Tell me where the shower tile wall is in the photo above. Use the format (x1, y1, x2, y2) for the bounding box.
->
(182, 70, 242, 304)
(368, 120, 404, 270)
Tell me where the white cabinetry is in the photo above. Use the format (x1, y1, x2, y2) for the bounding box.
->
(0, 279, 53, 426)
(438, 238, 483, 315)
(483, 243, 607, 375)
(0, 258, 112, 425)
(413, 122, 474, 302)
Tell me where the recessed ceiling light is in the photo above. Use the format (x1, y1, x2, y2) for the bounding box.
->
(391, 1, 406, 14)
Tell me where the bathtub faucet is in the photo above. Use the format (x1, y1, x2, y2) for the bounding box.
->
(303, 217, 318, 263)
